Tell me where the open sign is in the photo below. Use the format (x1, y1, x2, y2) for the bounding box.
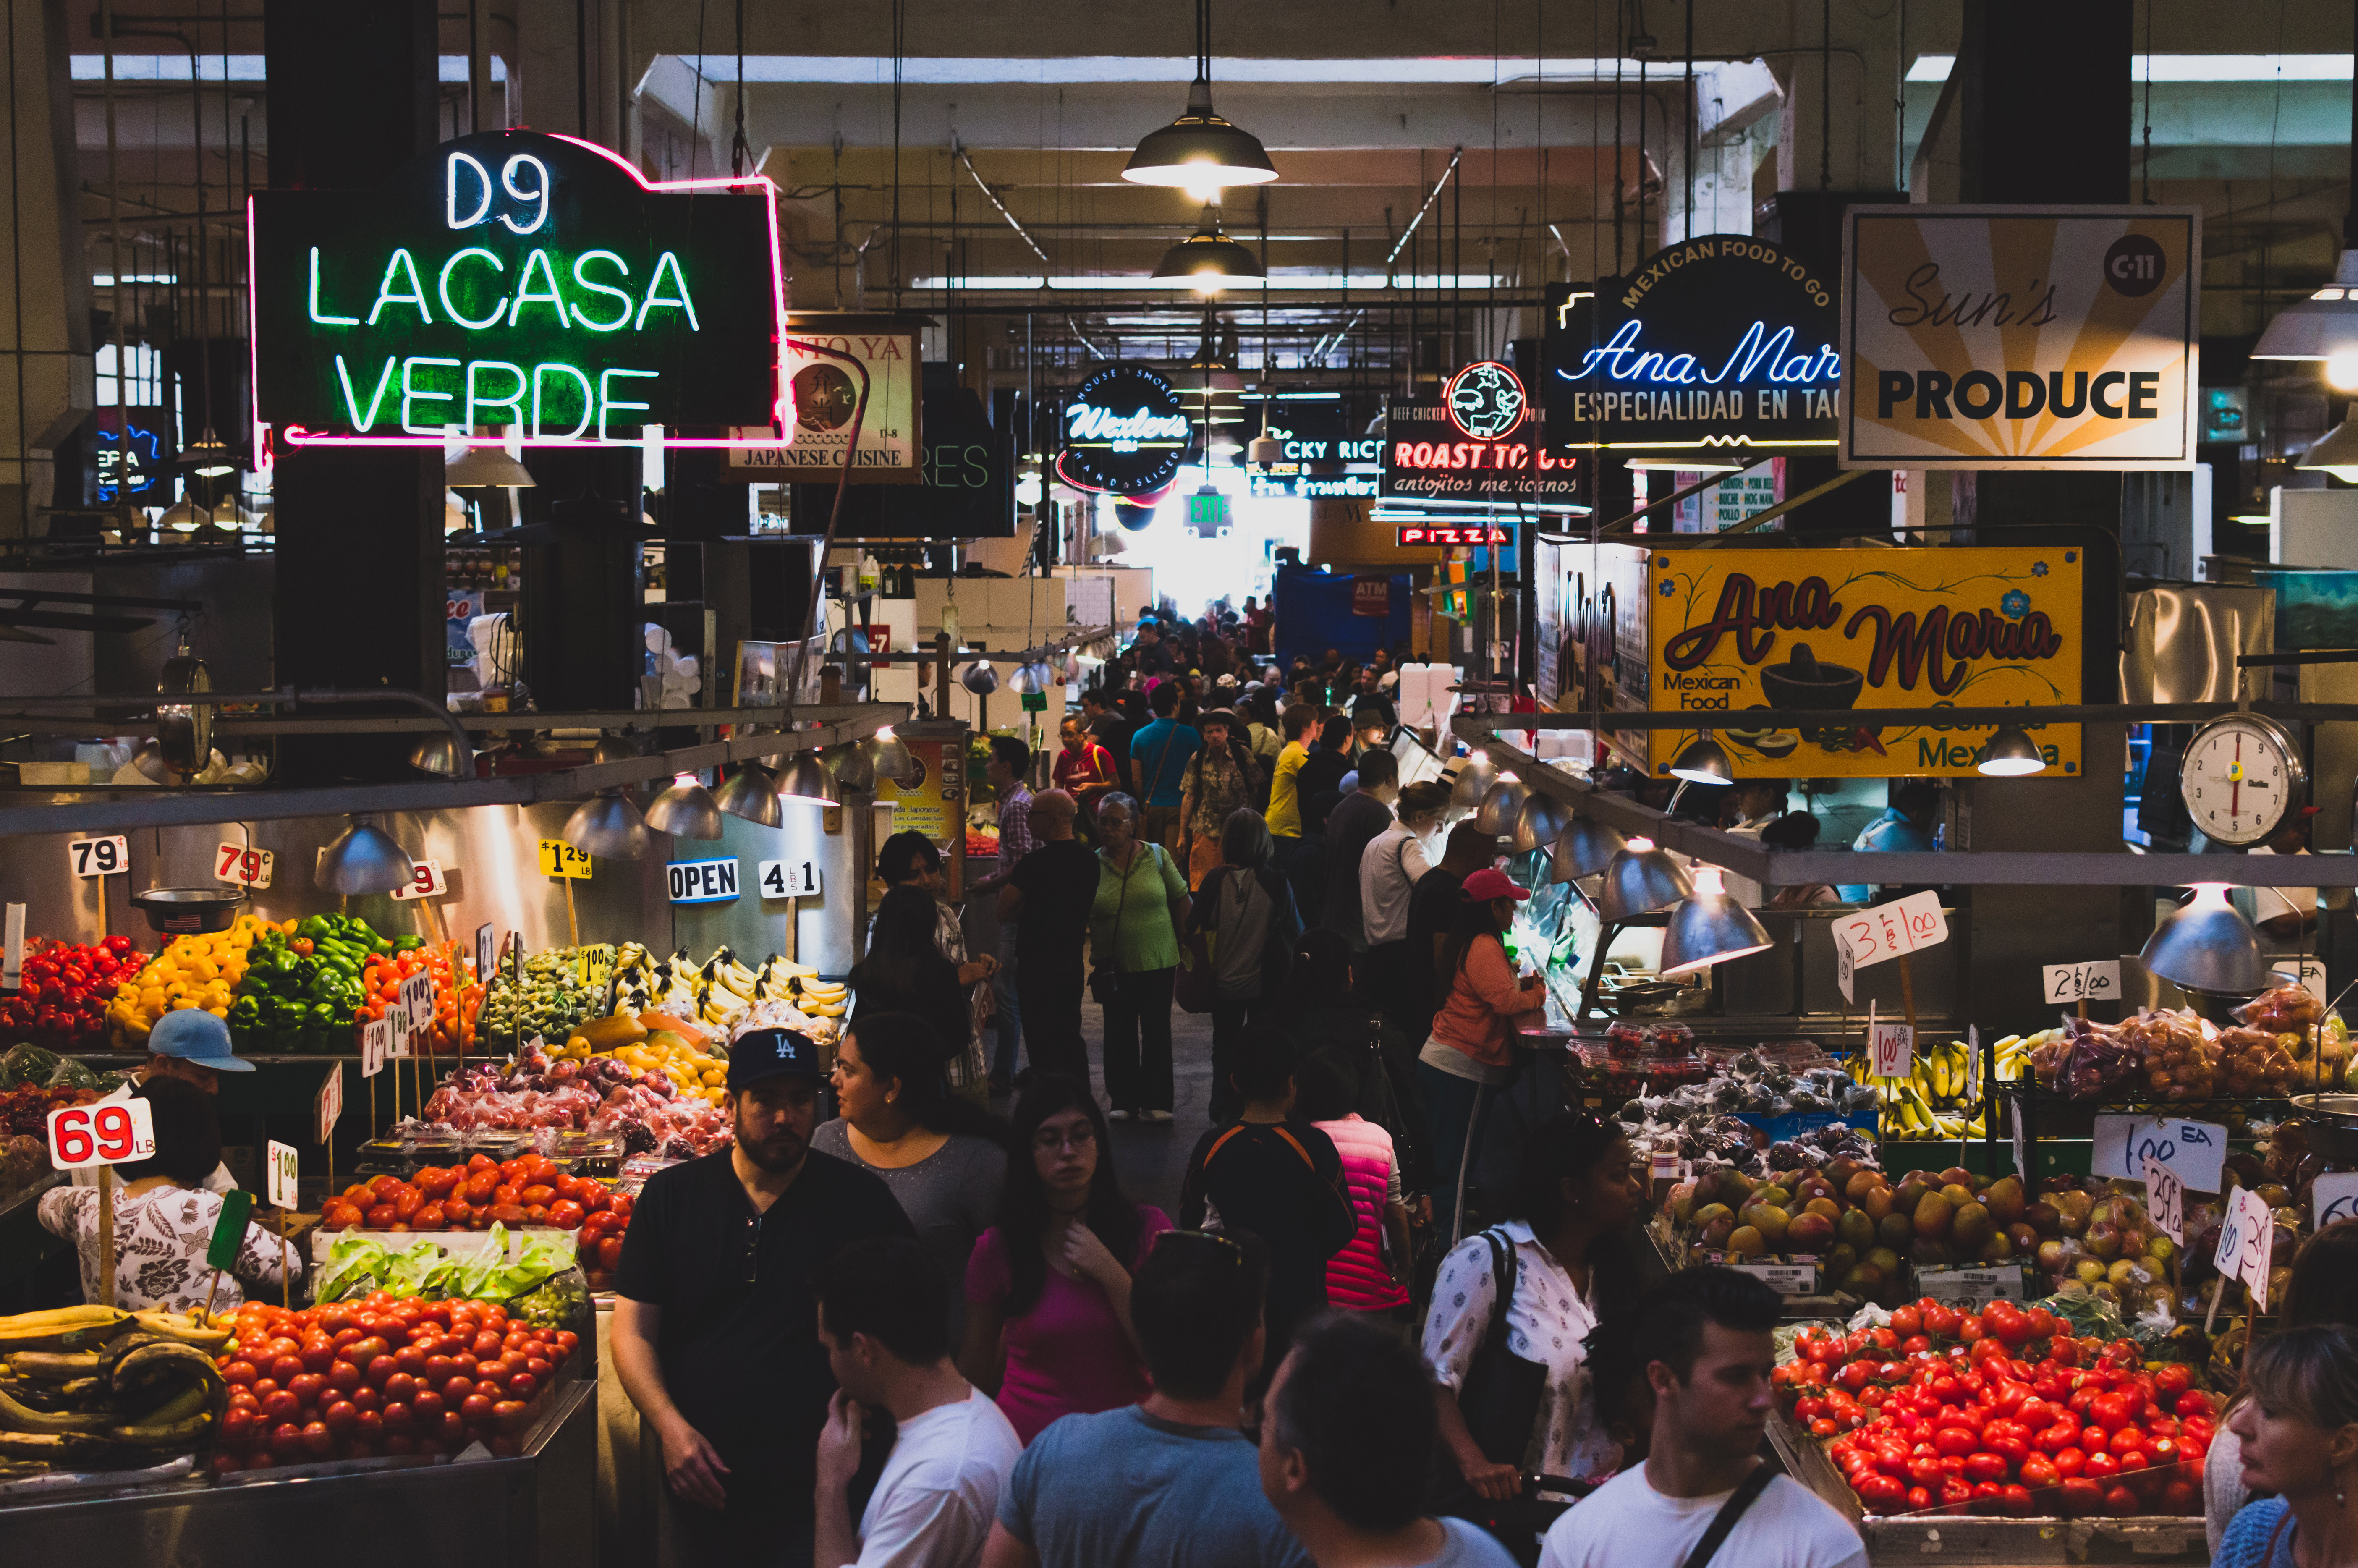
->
(667, 857, 741, 904)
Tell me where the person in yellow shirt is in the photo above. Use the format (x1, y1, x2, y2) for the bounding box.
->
(1267, 703, 1322, 921)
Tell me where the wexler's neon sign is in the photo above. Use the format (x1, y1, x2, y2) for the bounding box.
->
(251, 130, 788, 457)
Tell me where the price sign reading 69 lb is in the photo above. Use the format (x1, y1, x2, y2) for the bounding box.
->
(48, 1099, 157, 1170)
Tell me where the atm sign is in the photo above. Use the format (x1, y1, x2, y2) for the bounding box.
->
(1397, 525, 1511, 546)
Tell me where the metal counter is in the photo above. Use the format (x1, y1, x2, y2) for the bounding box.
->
(0, 1376, 596, 1568)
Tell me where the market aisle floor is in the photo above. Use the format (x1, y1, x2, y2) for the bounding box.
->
(988, 996, 1212, 1222)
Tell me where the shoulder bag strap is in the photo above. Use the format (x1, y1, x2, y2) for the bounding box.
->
(1678, 1466, 1778, 1568)
(1484, 1228, 1517, 1342)
(1105, 850, 1132, 976)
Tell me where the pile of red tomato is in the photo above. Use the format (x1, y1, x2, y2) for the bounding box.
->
(319, 1152, 623, 1234)
(1776, 1298, 2217, 1519)
(211, 1293, 579, 1470)
(0, 935, 141, 1048)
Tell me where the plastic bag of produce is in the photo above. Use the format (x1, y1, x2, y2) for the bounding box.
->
(0, 1043, 60, 1090)
(315, 1235, 392, 1302)
(2058, 1016, 2145, 1100)
(43, 1054, 103, 1091)
(2117, 1009, 2220, 1101)
(2237, 984, 2348, 1089)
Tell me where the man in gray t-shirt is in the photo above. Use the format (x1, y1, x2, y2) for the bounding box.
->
(979, 1230, 1308, 1568)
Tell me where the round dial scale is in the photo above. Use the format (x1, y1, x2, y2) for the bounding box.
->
(2180, 712, 2307, 847)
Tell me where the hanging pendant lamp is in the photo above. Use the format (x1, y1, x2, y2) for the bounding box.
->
(1121, 0, 1277, 199)
(1151, 205, 1264, 296)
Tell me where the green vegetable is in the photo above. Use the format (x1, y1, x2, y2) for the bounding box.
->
(315, 1236, 391, 1303)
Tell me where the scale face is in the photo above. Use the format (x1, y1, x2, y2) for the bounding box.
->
(2180, 712, 2307, 847)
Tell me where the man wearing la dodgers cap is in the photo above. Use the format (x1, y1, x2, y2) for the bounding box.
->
(608, 1021, 916, 1568)
(74, 1009, 246, 1194)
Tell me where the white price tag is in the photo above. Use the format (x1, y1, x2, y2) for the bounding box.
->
(1649, 1151, 1682, 1181)
(2093, 1114, 2227, 1191)
(1832, 890, 1949, 972)
(1915, 1266, 2026, 1303)
(402, 972, 435, 1029)
(2144, 1154, 2185, 1245)
(2218, 1185, 2275, 1309)
(388, 860, 448, 901)
(47, 1099, 156, 1170)
(67, 836, 128, 878)
(1730, 1261, 1818, 1295)
(1871, 1021, 1915, 1078)
(1836, 934, 1855, 1004)
(387, 1005, 411, 1059)
(757, 858, 822, 898)
(215, 842, 274, 890)
(2011, 1098, 2030, 1181)
(2041, 959, 2121, 1004)
(2299, 957, 2329, 1003)
(267, 1140, 298, 1210)
(315, 1062, 343, 1144)
(2314, 1173, 2358, 1228)
(2, 903, 19, 991)
(1967, 1025, 1982, 1099)
(361, 1018, 389, 1078)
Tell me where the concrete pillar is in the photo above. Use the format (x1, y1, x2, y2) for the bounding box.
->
(0, 0, 93, 538)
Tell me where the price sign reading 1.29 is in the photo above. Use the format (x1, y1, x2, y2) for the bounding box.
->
(48, 1099, 157, 1170)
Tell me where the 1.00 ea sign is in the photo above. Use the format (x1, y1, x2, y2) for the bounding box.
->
(252, 130, 785, 450)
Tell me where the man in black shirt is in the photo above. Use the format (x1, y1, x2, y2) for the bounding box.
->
(1179, 1027, 1358, 1359)
(999, 788, 1103, 1089)
(1320, 749, 1400, 950)
(1293, 715, 1354, 836)
(1399, 823, 1499, 1048)
(612, 1029, 916, 1568)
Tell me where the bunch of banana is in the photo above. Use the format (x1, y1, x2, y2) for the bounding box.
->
(1875, 1073, 1990, 1141)
(0, 1309, 227, 1467)
(702, 950, 765, 1029)
(1848, 1038, 1981, 1105)
(798, 976, 848, 1018)
(756, 954, 815, 1002)
(1986, 1031, 2051, 1084)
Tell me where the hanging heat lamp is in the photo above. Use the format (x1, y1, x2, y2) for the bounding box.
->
(1150, 205, 1264, 296)
(1120, 0, 1278, 201)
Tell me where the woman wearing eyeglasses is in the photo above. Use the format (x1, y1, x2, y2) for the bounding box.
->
(960, 1075, 1174, 1444)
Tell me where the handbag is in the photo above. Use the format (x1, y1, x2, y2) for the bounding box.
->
(1436, 1230, 1560, 1564)
(1089, 848, 1132, 1007)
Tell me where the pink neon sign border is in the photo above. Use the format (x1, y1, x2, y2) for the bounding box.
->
(247, 129, 793, 467)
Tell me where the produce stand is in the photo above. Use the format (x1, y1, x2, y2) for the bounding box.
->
(0, 1374, 595, 1568)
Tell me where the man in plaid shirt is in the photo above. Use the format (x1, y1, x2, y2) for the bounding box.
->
(967, 736, 1035, 1092)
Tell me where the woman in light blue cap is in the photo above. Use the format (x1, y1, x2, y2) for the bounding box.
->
(71, 1009, 249, 1195)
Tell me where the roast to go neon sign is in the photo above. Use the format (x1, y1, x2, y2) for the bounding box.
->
(250, 130, 788, 454)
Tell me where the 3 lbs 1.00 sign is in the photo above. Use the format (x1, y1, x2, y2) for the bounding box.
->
(48, 1099, 157, 1170)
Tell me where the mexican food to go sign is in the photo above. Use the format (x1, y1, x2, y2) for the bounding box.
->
(1840, 206, 2199, 470)
(1647, 547, 2083, 779)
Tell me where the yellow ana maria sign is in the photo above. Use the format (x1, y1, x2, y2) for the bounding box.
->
(1646, 547, 2083, 779)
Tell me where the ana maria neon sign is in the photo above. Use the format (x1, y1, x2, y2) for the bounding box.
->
(251, 129, 787, 455)
(1568, 319, 1839, 388)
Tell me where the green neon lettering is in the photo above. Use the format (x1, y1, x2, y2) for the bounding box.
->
(571, 250, 633, 331)
(633, 252, 700, 332)
(400, 356, 461, 433)
(597, 367, 660, 440)
(438, 248, 509, 330)
(511, 249, 571, 330)
(532, 363, 595, 440)
(366, 248, 433, 326)
(334, 354, 398, 430)
(309, 248, 359, 326)
(466, 360, 528, 427)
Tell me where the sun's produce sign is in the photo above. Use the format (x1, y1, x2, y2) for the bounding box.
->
(1840, 206, 2200, 470)
(251, 130, 785, 451)
(1646, 547, 2083, 779)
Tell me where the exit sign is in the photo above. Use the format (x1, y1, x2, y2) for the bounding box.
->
(1186, 490, 1230, 535)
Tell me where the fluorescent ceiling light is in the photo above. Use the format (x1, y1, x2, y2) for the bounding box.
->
(73, 54, 505, 81)
(911, 272, 1504, 291)
(1908, 52, 2352, 83)
(91, 274, 177, 286)
(679, 54, 1672, 85)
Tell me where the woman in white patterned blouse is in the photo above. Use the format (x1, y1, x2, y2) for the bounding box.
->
(39, 1076, 296, 1313)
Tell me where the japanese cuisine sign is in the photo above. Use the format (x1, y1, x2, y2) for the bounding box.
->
(1646, 547, 2083, 778)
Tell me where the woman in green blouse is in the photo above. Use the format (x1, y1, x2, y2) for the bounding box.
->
(1090, 792, 1191, 1123)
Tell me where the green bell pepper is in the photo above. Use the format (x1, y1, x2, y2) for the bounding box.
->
(297, 915, 334, 942)
(391, 935, 424, 953)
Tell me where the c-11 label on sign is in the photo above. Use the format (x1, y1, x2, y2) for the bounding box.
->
(2043, 959, 2120, 1003)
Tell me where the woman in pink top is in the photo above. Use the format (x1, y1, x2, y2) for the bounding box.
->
(1298, 1048, 1413, 1316)
(960, 1074, 1172, 1443)
(1417, 868, 1549, 1242)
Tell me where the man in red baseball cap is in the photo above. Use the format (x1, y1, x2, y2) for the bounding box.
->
(1418, 867, 1550, 1238)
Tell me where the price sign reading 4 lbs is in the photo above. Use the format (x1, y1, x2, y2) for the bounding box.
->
(758, 859, 822, 899)
(47, 1099, 157, 1170)
(537, 840, 593, 879)
(68, 836, 128, 878)
(216, 843, 275, 890)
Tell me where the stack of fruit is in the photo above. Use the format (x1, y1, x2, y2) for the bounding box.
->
(110, 918, 265, 1043)
(548, 1014, 730, 1107)
(358, 942, 483, 1056)
(210, 1293, 580, 1469)
(2017, 1181, 2182, 1317)
(319, 1152, 609, 1233)
(225, 916, 423, 1054)
(5, 937, 142, 1051)
(0, 1306, 228, 1473)
(1779, 1298, 2215, 1518)
(1853, 1039, 1984, 1141)
(478, 950, 606, 1048)
(611, 942, 833, 1029)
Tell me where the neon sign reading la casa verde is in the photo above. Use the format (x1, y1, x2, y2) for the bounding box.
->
(251, 130, 788, 454)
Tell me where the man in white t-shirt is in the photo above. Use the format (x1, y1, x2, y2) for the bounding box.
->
(815, 1236, 1022, 1568)
(1538, 1267, 1866, 1568)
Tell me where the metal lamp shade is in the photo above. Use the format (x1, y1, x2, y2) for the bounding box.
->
(407, 730, 474, 778)
(2253, 251, 2358, 360)
(1669, 734, 1734, 785)
(1659, 867, 1776, 976)
(645, 775, 724, 840)
(317, 819, 417, 895)
(445, 445, 537, 487)
(131, 738, 175, 783)
(1976, 725, 2047, 777)
(960, 662, 1000, 695)
(1122, 80, 1279, 190)
(1005, 663, 1043, 696)
(714, 765, 784, 828)
(1149, 206, 1265, 292)
(2140, 883, 2268, 995)
(871, 728, 917, 783)
(1548, 816, 1628, 885)
(563, 790, 657, 859)
(830, 743, 877, 792)
(1026, 662, 1059, 694)
(1474, 777, 1527, 836)
(2298, 407, 2358, 482)
(1597, 838, 1694, 922)
(1511, 791, 1569, 854)
(1448, 753, 1498, 813)
(779, 752, 840, 804)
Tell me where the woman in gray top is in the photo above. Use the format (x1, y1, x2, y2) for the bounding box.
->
(812, 1011, 1009, 1342)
